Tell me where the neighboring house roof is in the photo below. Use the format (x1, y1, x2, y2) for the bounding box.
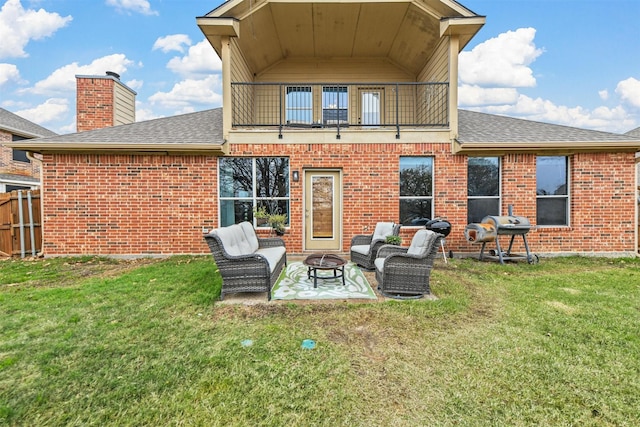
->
(7, 108, 226, 155)
(0, 108, 57, 138)
(456, 109, 640, 154)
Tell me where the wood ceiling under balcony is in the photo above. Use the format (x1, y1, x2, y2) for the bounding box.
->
(198, 0, 484, 77)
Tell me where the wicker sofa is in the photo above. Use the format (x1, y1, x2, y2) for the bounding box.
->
(350, 222, 401, 270)
(374, 229, 443, 299)
(204, 221, 286, 301)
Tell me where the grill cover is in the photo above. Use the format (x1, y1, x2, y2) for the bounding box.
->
(481, 215, 531, 235)
(464, 223, 497, 242)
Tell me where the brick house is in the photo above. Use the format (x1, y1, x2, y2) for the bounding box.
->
(0, 108, 56, 193)
(8, 0, 640, 257)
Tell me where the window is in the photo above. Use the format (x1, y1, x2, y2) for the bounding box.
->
(285, 86, 312, 125)
(219, 157, 290, 227)
(12, 149, 30, 163)
(399, 157, 433, 225)
(322, 86, 348, 125)
(11, 136, 30, 163)
(467, 157, 500, 223)
(537, 156, 568, 226)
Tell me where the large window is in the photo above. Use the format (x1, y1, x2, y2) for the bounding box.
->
(219, 158, 290, 227)
(467, 157, 500, 223)
(537, 156, 568, 226)
(399, 157, 433, 225)
(285, 86, 312, 125)
(322, 86, 348, 125)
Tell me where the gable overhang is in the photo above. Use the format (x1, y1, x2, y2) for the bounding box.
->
(197, 0, 485, 77)
(440, 16, 486, 50)
(5, 142, 229, 156)
(452, 140, 640, 156)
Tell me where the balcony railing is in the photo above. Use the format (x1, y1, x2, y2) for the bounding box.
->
(231, 82, 449, 139)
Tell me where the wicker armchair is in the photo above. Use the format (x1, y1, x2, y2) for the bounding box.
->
(204, 222, 286, 301)
(374, 229, 443, 299)
(350, 222, 401, 270)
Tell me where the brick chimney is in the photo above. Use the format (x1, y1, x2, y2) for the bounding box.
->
(76, 71, 136, 132)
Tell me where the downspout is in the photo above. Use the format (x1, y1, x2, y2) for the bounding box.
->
(26, 150, 44, 256)
(449, 34, 460, 154)
(221, 36, 232, 145)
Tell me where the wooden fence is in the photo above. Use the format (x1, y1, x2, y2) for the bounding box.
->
(0, 189, 42, 257)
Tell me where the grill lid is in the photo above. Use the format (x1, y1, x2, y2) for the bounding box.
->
(425, 219, 451, 237)
(481, 215, 531, 234)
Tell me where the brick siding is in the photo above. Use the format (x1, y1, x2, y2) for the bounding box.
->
(76, 77, 115, 132)
(39, 144, 637, 257)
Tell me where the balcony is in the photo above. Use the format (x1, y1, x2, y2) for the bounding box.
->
(231, 82, 449, 139)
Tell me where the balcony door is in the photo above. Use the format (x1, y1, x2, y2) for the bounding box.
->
(304, 170, 342, 251)
(359, 88, 383, 126)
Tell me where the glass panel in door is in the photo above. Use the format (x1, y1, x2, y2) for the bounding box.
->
(360, 89, 382, 126)
(304, 170, 341, 250)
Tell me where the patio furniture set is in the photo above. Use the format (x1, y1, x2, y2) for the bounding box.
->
(204, 220, 444, 301)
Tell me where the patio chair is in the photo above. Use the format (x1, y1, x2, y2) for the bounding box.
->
(374, 229, 443, 299)
(350, 222, 401, 270)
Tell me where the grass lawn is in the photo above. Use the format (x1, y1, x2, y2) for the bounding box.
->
(1, 255, 639, 426)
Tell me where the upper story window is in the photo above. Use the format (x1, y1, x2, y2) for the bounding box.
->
(285, 86, 312, 125)
(12, 149, 30, 163)
(399, 157, 433, 225)
(11, 135, 30, 163)
(322, 86, 348, 126)
(219, 157, 290, 228)
(467, 157, 500, 223)
(537, 156, 569, 226)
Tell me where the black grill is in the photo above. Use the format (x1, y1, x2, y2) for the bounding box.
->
(464, 207, 538, 264)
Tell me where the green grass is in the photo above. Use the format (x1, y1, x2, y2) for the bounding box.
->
(1, 255, 639, 426)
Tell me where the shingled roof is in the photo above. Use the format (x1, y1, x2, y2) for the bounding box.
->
(7, 106, 639, 155)
(0, 108, 57, 138)
(456, 109, 640, 154)
(7, 108, 225, 155)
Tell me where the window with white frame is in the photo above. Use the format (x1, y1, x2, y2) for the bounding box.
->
(219, 157, 290, 227)
(467, 157, 500, 224)
(536, 156, 569, 226)
(399, 157, 433, 225)
(322, 86, 348, 125)
(285, 86, 312, 125)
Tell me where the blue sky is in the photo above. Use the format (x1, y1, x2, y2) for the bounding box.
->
(1, 0, 639, 135)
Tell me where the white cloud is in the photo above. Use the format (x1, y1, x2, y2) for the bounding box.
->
(480, 95, 634, 134)
(125, 79, 143, 91)
(0, 63, 21, 86)
(148, 75, 222, 109)
(458, 84, 519, 107)
(616, 77, 640, 109)
(15, 97, 69, 125)
(0, 0, 72, 59)
(105, 0, 158, 16)
(25, 54, 134, 96)
(459, 28, 639, 133)
(598, 89, 609, 101)
(166, 39, 221, 78)
(459, 27, 543, 88)
(153, 34, 192, 53)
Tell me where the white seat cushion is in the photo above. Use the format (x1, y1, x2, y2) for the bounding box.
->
(255, 246, 287, 272)
(239, 221, 260, 253)
(372, 222, 395, 242)
(351, 244, 371, 255)
(407, 229, 437, 256)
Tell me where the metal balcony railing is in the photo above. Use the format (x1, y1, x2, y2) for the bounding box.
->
(231, 82, 449, 139)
